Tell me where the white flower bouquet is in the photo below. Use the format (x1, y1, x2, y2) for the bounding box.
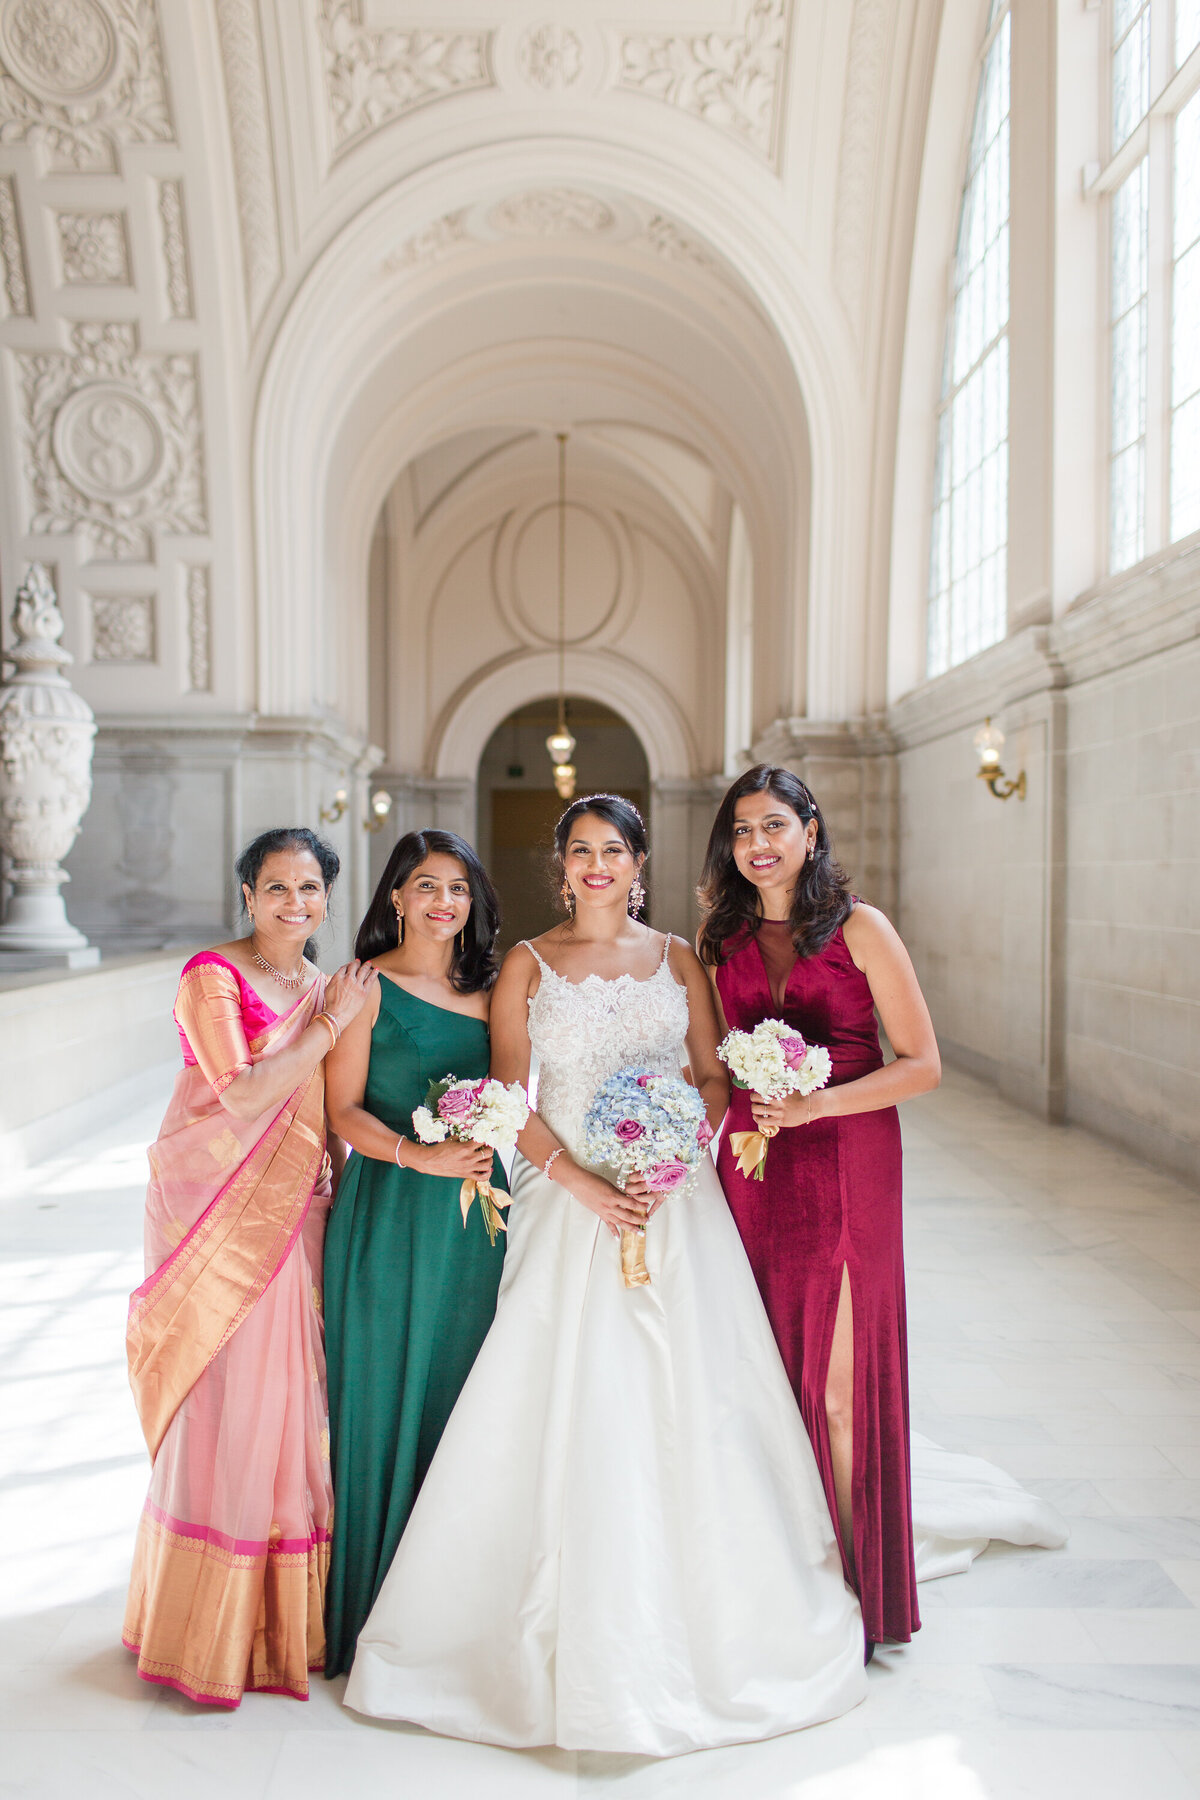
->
(716, 1018, 832, 1181)
(582, 1066, 715, 1288)
(413, 1075, 530, 1244)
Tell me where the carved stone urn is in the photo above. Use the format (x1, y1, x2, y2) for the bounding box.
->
(0, 564, 99, 968)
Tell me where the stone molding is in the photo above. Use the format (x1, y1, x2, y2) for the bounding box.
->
(214, 0, 280, 327)
(0, 173, 30, 314)
(616, 0, 791, 164)
(1054, 543, 1200, 687)
(382, 192, 731, 287)
(517, 23, 583, 92)
(318, 1, 494, 154)
(833, 0, 893, 337)
(382, 207, 469, 272)
(88, 590, 155, 660)
(0, 0, 173, 172)
(157, 178, 192, 318)
(488, 189, 615, 238)
(16, 320, 208, 561)
(753, 715, 897, 764)
(889, 553, 1200, 750)
(887, 628, 1064, 752)
(183, 563, 211, 692)
(55, 208, 130, 284)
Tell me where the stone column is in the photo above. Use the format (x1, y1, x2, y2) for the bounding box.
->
(0, 568, 100, 972)
(0, 565, 99, 969)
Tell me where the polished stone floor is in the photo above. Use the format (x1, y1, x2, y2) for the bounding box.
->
(2, 1065, 1200, 1799)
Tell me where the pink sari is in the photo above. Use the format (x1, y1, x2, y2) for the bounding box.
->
(123, 953, 333, 1705)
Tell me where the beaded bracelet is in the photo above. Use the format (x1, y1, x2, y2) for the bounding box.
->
(542, 1147, 564, 1180)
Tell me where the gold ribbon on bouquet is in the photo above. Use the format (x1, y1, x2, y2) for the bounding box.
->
(620, 1227, 651, 1288)
(729, 1127, 776, 1182)
(460, 1178, 510, 1246)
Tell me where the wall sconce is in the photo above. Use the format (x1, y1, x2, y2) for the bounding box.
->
(973, 718, 1026, 800)
(365, 789, 393, 833)
(319, 786, 348, 824)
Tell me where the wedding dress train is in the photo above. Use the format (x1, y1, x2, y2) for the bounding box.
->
(344, 942, 1064, 1755)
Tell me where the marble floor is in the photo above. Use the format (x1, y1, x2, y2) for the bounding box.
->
(2, 1066, 1200, 1799)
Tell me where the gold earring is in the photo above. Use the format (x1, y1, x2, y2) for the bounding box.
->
(560, 877, 575, 913)
(628, 875, 646, 918)
(457, 928, 466, 954)
(395, 908, 405, 944)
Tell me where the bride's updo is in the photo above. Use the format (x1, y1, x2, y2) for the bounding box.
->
(552, 793, 648, 914)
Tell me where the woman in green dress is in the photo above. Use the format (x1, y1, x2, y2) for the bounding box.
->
(322, 828, 505, 1676)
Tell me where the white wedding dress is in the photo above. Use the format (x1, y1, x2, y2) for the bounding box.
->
(344, 941, 1065, 1756)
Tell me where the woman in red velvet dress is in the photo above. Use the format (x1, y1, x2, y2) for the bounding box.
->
(699, 765, 941, 1654)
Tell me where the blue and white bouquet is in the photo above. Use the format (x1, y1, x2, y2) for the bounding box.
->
(582, 1065, 714, 1288)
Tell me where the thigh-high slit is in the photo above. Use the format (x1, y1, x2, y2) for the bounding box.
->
(715, 923, 921, 1645)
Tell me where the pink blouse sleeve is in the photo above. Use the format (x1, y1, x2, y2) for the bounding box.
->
(174, 960, 253, 1097)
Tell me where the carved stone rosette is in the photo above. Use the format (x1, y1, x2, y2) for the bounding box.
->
(0, 563, 99, 966)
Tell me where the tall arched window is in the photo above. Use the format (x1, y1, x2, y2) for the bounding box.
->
(1101, 0, 1200, 571)
(927, 1, 1010, 680)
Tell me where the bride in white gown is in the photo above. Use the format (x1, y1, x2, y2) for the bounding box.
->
(344, 796, 1064, 1757)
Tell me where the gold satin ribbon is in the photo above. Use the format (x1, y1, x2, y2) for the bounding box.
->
(620, 1228, 651, 1288)
(729, 1129, 771, 1182)
(460, 1178, 510, 1246)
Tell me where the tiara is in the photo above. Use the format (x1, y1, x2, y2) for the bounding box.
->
(556, 792, 645, 828)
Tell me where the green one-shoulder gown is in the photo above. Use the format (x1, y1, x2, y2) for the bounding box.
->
(323, 978, 506, 1677)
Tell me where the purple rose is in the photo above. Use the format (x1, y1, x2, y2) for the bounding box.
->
(646, 1158, 688, 1192)
(780, 1034, 807, 1069)
(438, 1086, 475, 1119)
(615, 1118, 645, 1142)
(696, 1119, 714, 1148)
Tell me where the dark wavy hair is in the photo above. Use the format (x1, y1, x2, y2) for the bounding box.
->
(235, 826, 340, 962)
(354, 829, 500, 992)
(697, 765, 851, 965)
(552, 793, 649, 918)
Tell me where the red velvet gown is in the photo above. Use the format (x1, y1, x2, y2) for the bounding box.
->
(715, 915, 920, 1644)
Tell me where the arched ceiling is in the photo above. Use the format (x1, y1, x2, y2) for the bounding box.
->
(0, 0, 947, 741)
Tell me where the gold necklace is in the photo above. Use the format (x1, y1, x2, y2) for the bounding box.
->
(250, 935, 307, 990)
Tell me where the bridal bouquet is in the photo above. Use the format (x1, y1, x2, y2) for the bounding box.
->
(413, 1075, 530, 1245)
(717, 1019, 832, 1181)
(582, 1067, 714, 1289)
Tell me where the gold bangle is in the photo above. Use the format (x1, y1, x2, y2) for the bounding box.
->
(314, 1012, 339, 1050)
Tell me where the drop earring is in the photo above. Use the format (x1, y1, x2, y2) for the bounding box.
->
(560, 877, 575, 913)
(394, 908, 405, 944)
(628, 875, 646, 918)
(457, 928, 466, 955)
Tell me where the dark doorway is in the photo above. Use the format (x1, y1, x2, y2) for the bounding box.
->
(477, 698, 650, 950)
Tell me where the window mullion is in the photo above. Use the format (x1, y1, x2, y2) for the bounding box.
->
(1146, 111, 1173, 550)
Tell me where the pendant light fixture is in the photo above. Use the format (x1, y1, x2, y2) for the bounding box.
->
(545, 431, 577, 799)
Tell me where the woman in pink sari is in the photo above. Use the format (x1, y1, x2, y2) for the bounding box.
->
(123, 827, 375, 1706)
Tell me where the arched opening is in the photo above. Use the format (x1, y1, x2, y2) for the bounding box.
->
(476, 698, 650, 949)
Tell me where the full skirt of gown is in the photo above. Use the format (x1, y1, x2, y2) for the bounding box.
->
(344, 1146, 868, 1755)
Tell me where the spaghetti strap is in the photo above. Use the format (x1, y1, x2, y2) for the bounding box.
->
(657, 934, 672, 969)
(522, 939, 550, 972)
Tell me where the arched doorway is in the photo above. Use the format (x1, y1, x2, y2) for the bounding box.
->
(477, 698, 650, 949)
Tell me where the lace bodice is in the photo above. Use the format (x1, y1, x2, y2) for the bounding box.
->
(524, 939, 690, 1156)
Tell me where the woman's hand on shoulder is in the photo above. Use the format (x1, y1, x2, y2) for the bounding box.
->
(323, 958, 378, 1031)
